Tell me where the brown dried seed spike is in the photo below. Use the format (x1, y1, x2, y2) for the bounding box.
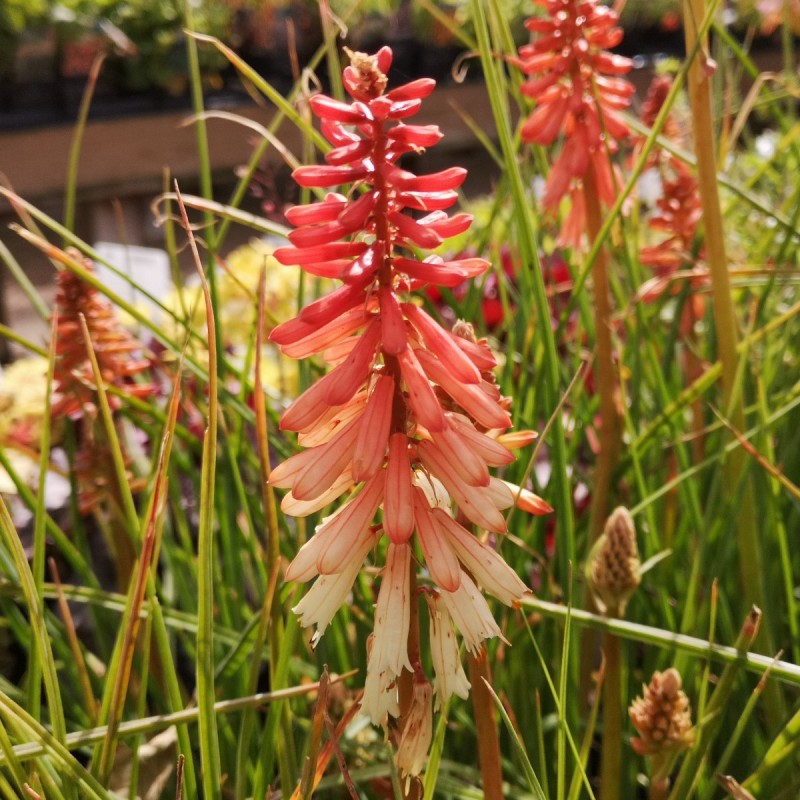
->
(587, 505, 641, 617)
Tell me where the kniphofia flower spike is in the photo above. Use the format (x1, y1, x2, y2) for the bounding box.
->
(268, 48, 551, 771)
(516, 0, 634, 242)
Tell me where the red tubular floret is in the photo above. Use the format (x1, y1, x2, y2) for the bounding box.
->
(310, 95, 368, 123)
(325, 138, 373, 166)
(274, 241, 367, 266)
(293, 165, 370, 188)
(385, 78, 436, 102)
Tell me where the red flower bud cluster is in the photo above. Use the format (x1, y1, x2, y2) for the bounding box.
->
(516, 0, 634, 211)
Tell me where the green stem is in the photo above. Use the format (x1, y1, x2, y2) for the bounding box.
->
(599, 633, 622, 800)
(177, 188, 222, 799)
(182, 0, 223, 377)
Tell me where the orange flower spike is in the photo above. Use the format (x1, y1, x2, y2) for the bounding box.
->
(517, 0, 634, 209)
(52, 255, 151, 420)
(269, 49, 554, 757)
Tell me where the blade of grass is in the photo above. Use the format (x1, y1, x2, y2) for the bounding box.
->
(253, 265, 297, 797)
(704, 654, 781, 799)
(154, 192, 290, 239)
(521, 611, 597, 799)
(26, 316, 57, 725)
(233, 561, 281, 800)
(0, 240, 49, 321)
(669, 608, 763, 799)
(63, 53, 106, 237)
(0, 675, 352, 763)
(0, 447, 91, 582)
(567, 661, 603, 800)
(0, 717, 27, 796)
(479, 678, 546, 800)
(175, 184, 222, 799)
(181, 0, 223, 376)
(521, 597, 800, 686)
(0, 497, 69, 762)
(556, 577, 574, 800)
(422, 701, 451, 800)
(0, 323, 47, 356)
(633, 294, 800, 450)
(92, 362, 181, 784)
(0, 692, 109, 800)
(187, 32, 328, 153)
(49, 558, 98, 725)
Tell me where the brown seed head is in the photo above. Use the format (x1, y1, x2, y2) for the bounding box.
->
(629, 667, 695, 757)
(588, 506, 641, 617)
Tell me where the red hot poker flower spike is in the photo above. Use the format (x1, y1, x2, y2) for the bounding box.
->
(516, 0, 634, 214)
(269, 48, 552, 759)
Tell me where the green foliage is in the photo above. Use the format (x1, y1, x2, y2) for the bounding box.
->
(0, 0, 49, 32)
(1, 2, 800, 799)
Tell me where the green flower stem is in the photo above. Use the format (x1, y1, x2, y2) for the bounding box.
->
(599, 632, 622, 800)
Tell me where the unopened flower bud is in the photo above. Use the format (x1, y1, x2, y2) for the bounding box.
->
(587, 506, 641, 617)
(629, 668, 695, 757)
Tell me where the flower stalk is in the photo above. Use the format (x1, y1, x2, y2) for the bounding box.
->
(467, 649, 504, 800)
(588, 507, 641, 800)
(583, 166, 623, 546)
